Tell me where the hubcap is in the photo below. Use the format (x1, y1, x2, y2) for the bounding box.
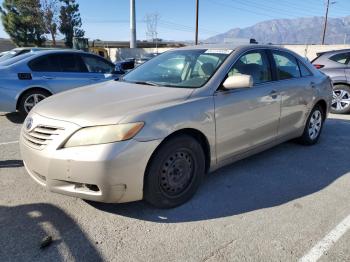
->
(23, 94, 46, 113)
(160, 150, 194, 197)
(332, 90, 350, 111)
(308, 110, 322, 140)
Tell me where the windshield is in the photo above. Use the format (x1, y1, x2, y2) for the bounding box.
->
(123, 49, 232, 88)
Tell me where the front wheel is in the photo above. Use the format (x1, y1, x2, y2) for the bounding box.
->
(298, 105, 324, 145)
(144, 135, 206, 208)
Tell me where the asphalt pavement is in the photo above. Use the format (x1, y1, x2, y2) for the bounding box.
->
(0, 112, 349, 262)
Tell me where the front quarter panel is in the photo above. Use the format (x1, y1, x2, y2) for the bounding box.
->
(120, 95, 217, 167)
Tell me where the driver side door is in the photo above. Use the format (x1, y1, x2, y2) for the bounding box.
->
(214, 49, 281, 162)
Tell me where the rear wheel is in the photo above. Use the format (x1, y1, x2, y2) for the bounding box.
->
(18, 89, 51, 116)
(144, 135, 205, 208)
(331, 85, 350, 114)
(298, 105, 324, 145)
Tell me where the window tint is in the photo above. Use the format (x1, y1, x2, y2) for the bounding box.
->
(228, 50, 272, 84)
(298, 60, 312, 77)
(29, 53, 87, 73)
(28, 54, 61, 72)
(82, 55, 114, 73)
(59, 54, 87, 73)
(273, 51, 301, 80)
(329, 53, 350, 64)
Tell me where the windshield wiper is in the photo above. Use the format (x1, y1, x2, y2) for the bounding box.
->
(132, 81, 161, 86)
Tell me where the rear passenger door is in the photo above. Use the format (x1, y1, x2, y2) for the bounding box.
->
(270, 50, 316, 137)
(80, 54, 119, 83)
(29, 53, 92, 93)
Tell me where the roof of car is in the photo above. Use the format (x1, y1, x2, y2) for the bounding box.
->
(317, 49, 350, 57)
(177, 44, 284, 52)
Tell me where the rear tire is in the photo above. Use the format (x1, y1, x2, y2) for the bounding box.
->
(18, 89, 51, 116)
(298, 105, 324, 145)
(144, 135, 205, 209)
(331, 85, 350, 114)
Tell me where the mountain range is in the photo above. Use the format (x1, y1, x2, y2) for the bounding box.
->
(206, 16, 350, 44)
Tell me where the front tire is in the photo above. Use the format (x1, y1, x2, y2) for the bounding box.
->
(144, 135, 206, 209)
(18, 89, 51, 116)
(298, 105, 324, 145)
(331, 85, 350, 114)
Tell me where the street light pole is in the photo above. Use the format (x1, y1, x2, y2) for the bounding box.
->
(322, 0, 330, 45)
(130, 0, 137, 48)
(195, 0, 199, 45)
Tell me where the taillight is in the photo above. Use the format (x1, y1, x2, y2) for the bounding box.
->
(313, 64, 325, 69)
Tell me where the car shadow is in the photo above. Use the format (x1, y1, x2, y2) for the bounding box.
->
(0, 203, 102, 262)
(89, 118, 350, 223)
(2, 112, 25, 124)
(0, 160, 24, 168)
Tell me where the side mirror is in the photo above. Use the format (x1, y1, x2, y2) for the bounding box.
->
(222, 74, 253, 90)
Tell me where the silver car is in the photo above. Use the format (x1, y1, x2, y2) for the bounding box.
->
(312, 49, 350, 114)
(20, 45, 332, 208)
(0, 50, 121, 115)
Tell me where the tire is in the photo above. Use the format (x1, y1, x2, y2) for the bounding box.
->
(144, 135, 206, 209)
(18, 89, 51, 116)
(331, 85, 350, 114)
(298, 105, 324, 145)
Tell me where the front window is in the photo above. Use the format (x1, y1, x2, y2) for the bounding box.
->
(122, 49, 232, 88)
(227, 50, 272, 85)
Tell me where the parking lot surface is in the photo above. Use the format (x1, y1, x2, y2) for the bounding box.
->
(0, 112, 349, 262)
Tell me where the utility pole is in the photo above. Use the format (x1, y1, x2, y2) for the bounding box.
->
(322, 0, 336, 45)
(195, 0, 199, 45)
(130, 0, 137, 48)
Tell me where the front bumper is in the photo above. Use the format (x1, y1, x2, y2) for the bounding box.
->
(20, 113, 161, 203)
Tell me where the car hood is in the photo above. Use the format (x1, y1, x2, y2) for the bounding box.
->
(33, 81, 194, 126)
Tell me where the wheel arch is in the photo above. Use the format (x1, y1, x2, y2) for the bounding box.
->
(16, 87, 53, 110)
(144, 128, 211, 181)
(314, 99, 328, 118)
(332, 82, 350, 88)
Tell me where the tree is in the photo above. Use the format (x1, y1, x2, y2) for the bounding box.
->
(59, 0, 84, 48)
(41, 0, 59, 46)
(0, 0, 46, 46)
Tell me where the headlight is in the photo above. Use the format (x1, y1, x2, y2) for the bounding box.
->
(63, 122, 144, 148)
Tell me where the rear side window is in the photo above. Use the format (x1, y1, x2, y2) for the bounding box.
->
(29, 53, 88, 72)
(272, 51, 301, 80)
(329, 53, 350, 64)
(228, 50, 272, 85)
(81, 55, 115, 73)
(28, 55, 61, 72)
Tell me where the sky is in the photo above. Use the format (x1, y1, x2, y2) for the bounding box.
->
(0, 0, 350, 41)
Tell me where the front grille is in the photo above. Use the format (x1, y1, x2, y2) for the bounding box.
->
(23, 125, 64, 150)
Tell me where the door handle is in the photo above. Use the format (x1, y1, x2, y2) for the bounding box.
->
(90, 77, 100, 81)
(310, 82, 316, 88)
(269, 90, 278, 99)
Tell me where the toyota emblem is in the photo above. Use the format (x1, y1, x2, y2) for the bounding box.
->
(26, 117, 33, 130)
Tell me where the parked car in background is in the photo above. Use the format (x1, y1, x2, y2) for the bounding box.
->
(0, 47, 57, 63)
(115, 59, 135, 74)
(135, 53, 159, 66)
(312, 49, 350, 114)
(20, 45, 332, 208)
(0, 50, 123, 115)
